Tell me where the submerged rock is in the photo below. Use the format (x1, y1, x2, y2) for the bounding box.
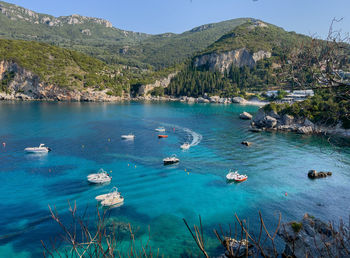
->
(239, 112, 253, 120)
(241, 141, 252, 146)
(249, 126, 263, 132)
(308, 170, 332, 179)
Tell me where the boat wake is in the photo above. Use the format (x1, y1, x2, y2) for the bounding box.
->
(182, 127, 202, 146)
(142, 119, 202, 147)
(153, 121, 202, 147)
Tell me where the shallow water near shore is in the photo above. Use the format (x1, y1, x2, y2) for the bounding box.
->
(0, 101, 350, 257)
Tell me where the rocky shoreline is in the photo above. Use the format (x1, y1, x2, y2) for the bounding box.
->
(249, 108, 350, 138)
(0, 91, 268, 106)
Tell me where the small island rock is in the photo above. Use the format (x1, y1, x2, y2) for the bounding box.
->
(308, 170, 332, 179)
(241, 141, 252, 146)
(239, 112, 253, 120)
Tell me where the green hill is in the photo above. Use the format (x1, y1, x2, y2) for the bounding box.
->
(0, 1, 249, 68)
(0, 38, 132, 95)
(167, 20, 312, 97)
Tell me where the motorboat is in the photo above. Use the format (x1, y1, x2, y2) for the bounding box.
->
(180, 142, 191, 150)
(163, 155, 180, 165)
(121, 134, 135, 140)
(24, 144, 51, 153)
(95, 187, 120, 201)
(155, 127, 166, 132)
(226, 170, 248, 182)
(87, 169, 112, 184)
(158, 135, 168, 138)
(101, 195, 124, 207)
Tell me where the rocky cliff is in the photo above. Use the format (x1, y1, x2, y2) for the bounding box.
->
(193, 48, 271, 72)
(138, 72, 177, 96)
(0, 2, 112, 27)
(0, 60, 121, 101)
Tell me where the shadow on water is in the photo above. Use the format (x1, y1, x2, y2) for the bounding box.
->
(25, 164, 77, 177)
(45, 178, 91, 196)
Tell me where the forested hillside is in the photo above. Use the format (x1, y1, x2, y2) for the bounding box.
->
(0, 1, 249, 69)
(167, 21, 313, 97)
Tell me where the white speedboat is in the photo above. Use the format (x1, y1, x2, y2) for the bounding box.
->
(180, 142, 191, 150)
(101, 195, 124, 207)
(155, 127, 166, 132)
(226, 170, 248, 182)
(121, 134, 135, 140)
(163, 155, 180, 165)
(24, 144, 51, 153)
(87, 169, 112, 184)
(95, 187, 120, 201)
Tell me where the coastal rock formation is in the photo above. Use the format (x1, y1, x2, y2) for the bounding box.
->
(232, 97, 247, 104)
(278, 213, 349, 257)
(251, 109, 314, 133)
(251, 108, 350, 138)
(308, 170, 332, 179)
(0, 60, 122, 102)
(239, 112, 252, 120)
(193, 48, 271, 73)
(138, 72, 177, 96)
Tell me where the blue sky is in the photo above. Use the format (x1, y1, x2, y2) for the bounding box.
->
(5, 0, 350, 37)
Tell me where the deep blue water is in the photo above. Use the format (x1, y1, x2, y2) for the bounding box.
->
(0, 101, 350, 257)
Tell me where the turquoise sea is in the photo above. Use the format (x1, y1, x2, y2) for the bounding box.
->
(0, 101, 350, 257)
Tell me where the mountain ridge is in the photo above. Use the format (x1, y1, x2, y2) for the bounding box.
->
(0, 1, 250, 68)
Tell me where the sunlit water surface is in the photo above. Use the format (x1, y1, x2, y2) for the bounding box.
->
(0, 101, 349, 257)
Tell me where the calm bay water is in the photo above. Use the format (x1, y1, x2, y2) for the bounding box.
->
(0, 101, 350, 257)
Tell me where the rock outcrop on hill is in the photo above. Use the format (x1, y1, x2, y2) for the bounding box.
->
(193, 48, 271, 73)
(0, 2, 113, 28)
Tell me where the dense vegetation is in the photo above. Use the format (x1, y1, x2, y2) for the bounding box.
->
(200, 20, 309, 56)
(168, 58, 286, 97)
(0, 1, 249, 69)
(0, 38, 134, 95)
(264, 90, 350, 129)
(167, 21, 315, 97)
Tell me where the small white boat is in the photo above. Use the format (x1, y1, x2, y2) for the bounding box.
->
(180, 142, 191, 150)
(95, 187, 120, 201)
(121, 134, 135, 140)
(226, 170, 248, 182)
(155, 127, 166, 132)
(87, 169, 112, 184)
(163, 154, 180, 165)
(101, 195, 124, 207)
(24, 144, 51, 153)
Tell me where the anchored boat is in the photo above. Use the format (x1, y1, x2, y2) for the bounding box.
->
(163, 154, 180, 165)
(101, 195, 124, 207)
(158, 135, 168, 138)
(87, 169, 112, 184)
(24, 144, 51, 153)
(95, 187, 120, 201)
(121, 134, 135, 140)
(155, 127, 166, 132)
(226, 170, 248, 182)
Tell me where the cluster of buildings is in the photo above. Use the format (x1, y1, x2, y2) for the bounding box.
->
(265, 89, 314, 103)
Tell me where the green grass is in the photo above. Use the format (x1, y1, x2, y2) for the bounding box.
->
(291, 222, 303, 233)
